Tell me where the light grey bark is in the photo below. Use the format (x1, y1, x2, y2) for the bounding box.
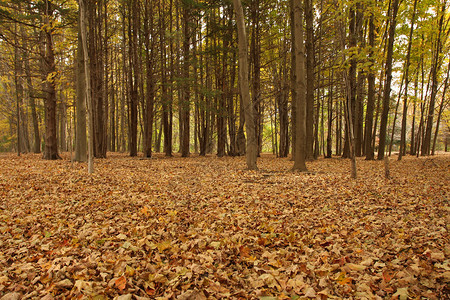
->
(79, 0, 94, 173)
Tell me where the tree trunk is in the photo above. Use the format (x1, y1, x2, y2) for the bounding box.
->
(14, 22, 23, 155)
(161, 0, 172, 157)
(398, 0, 418, 161)
(378, 0, 400, 160)
(181, 3, 191, 157)
(250, 0, 262, 156)
(228, 34, 238, 156)
(343, 6, 357, 159)
(79, 0, 94, 173)
(128, 0, 139, 157)
(23, 39, 41, 154)
(42, 0, 60, 160)
(290, 0, 296, 159)
(337, 5, 357, 178)
(326, 69, 333, 158)
(305, 0, 314, 160)
(422, 2, 446, 156)
(354, 4, 364, 157)
(233, 0, 258, 170)
(292, 0, 307, 172)
(143, 0, 155, 158)
(431, 60, 449, 155)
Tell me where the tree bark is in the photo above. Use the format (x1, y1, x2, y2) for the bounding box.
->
(422, 2, 446, 156)
(305, 0, 314, 160)
(233, 0, 258, 170)
(23, 34, 41, 154)
(378, 0, 400, 160)
(431, 60, 449, 155)
(143, 0, 155, 158)
(42, 0, 60, 160)
(292, 0, 307, 172)
(181, 2, 191, 157)
(398, 0, 418, 160)
(79, 0, 94, 173)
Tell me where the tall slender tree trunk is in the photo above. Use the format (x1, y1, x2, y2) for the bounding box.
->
(80, 0, 94, 173)
(292, 0, 307, 172)
(23, 36, 41, 154)
(398, 0, 418, 160)
(181, 2, 191, 157)
(249, 0, 262, 155)
(227, 24, 238, 156)
(161, 0, 173, 157)
(290, 0, 297, 159)
(128, 0, 139, 157)
(410, 72, 418, 155)
(14, 22, 23, 155)
(343, 6, 357, 159)
(337, 5, 357, 178)
(144, 0, 155, 158)
(378, 0, 400, 160)
(354, 4, 364, 157)
(42, 0, 60, 160)
(422, 2, 446, 156)
(233, 0, 258, 170)
(326, 69, 333, 158)
(388, 76, 404, 156)
(305, 0, 314, 160)
(432, 60, 450, 155)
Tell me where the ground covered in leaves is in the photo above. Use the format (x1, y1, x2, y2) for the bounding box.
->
(0, 153, 448, 299)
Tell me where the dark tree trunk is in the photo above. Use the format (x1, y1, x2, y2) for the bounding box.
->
(227, 35, 238, 156)
(143, 0, 155, 158)
(24, 38, 41, 154)
(364, 13, 376, 160)
(127, 0, 139, 157)
(42, 1, 59, 160)
(378, 0, 400, 160)
(250, 0, 262, 155)
(422, 2, 446, 156)
(326, 69, 333, 158)
(181, 2, 191, 157)
(343, 6, 357, 159)
(354, 4, 364, 157)
(305, 0, 314, 160)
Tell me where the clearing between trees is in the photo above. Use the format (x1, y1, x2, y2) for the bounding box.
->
(0, 153, 448, 299)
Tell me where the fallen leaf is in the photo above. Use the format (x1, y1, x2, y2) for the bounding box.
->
(114, 275, 127, 291)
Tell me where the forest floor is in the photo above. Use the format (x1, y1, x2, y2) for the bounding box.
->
(0, 153, 448, 299)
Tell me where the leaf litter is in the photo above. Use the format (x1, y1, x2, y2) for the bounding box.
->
(0, 153, 448, 299)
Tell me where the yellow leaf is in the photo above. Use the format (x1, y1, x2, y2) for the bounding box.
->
(157, 240, 171, 252)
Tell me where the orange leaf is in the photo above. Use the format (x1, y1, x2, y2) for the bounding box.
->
(382, 270, 393, 283)
(140, 206, 149, 217)
(239, 245, 250, 258)
(115, 275, 126, 291)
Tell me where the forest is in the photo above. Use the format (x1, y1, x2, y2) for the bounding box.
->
(0, 0, 448, 163)
(0, 0, 449, 299)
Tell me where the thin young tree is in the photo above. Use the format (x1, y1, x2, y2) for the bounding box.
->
(75, 18, 87, 162)
(398, 0, 418, 161)
(79, 0, 94, 173)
